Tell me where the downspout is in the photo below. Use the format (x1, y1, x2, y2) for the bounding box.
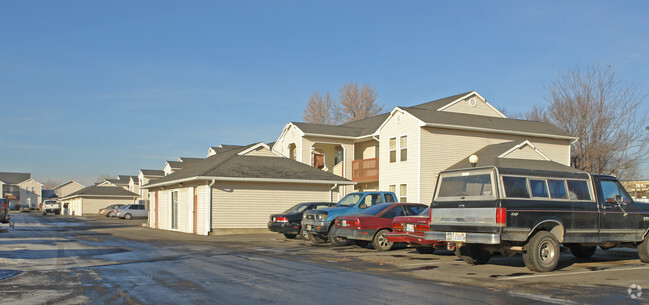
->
(330, 183, 338, 202)
(206, 179, 216, 235)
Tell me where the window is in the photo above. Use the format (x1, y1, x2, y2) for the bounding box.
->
(363, 194, 383, 207)
(171, 191, 179, 229)
(437, 171, 494, 199)
(599, 180, 631, 204)
(389, 137, 397, 163)
(399, 184, 407, 202)
(548, 180, 568, 199)
(567, 180, 591, 200)
(381, 206, 405, 218)
(400, 135, 407, 161)
(405, 205, 427, 215)
(529, 180, 549, 198)
(502, 176, 530, 198)
(385, 193, 396, 203)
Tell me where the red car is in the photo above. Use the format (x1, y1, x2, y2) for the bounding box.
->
(385, 207, 448, 254)
(331, 203, 428, 251)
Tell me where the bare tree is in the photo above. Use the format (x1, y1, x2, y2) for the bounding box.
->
(336, 82, 383, 123)
(303, 91, 336, 124)
(527, 65, 649, 179)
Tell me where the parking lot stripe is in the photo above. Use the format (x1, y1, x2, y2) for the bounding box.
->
(497, 265, 649, 280)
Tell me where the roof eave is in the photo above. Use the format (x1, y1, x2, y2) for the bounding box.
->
(422, 123, 577, 141)
(143, 175, 355, 189)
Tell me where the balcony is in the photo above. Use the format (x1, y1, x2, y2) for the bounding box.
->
(352, 158, 379, 183)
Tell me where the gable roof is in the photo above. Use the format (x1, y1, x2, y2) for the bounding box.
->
(447, 141, 581, 173)
(140, 169, 164, 177)
(53, 180, 84, 190)
(409, 91, 475, 111)
(0, 172, 31, 184)
(60, 185, 139, 200)
(144, 143, 354, 189)
(165, 161, 185, 169)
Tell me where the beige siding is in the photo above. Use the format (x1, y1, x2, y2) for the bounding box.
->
(440, 95, 503, 118)
(243, 147, 279, 157)
(354, 140, 378, 160)
(211, 182, 332, 230)
(378, 111, 421, 203)
(55, 181, 84, 197)
(19, 179, 42, 209)
(419, 127, 572, 203)
(69, 198, 83, 216)
(275, 124, 304, 162)
(67, 197, 135, 216)
(502, 145, 547, 160)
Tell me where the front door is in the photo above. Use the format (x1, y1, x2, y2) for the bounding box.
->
(313, 154, 325, 169)
(597, 177, 642, 242)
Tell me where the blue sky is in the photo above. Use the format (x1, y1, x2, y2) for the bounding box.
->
(2, 1, 648, 185)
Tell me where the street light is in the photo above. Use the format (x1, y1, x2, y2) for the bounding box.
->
(469, 155, 479, 167)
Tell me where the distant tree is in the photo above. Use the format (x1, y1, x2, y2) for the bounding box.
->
(303, 91, 336, 125)
(336, 82, 383, 123)
(527, 65, 649, 179)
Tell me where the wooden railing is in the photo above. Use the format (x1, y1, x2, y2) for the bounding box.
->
(352, 158, 379, 183)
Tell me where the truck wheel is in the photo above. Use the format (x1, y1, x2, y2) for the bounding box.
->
(309, 233, 327, 245)
(372, 229, 394, 251)
(329, 229, 350, 247)
(639, 236, 649, 263)
(283, 233, 297, 239)
(523, 231, 560, 272)
(569, 245, 596, 258)
(455, 245, 491, 265)
(415, 246, 435, 254)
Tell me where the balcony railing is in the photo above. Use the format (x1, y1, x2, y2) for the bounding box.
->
(352, 158, 379, 183)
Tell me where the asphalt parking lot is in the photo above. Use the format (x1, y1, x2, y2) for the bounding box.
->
(2, 213, 648, 304)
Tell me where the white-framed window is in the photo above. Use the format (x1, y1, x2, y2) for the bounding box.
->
(389, 184, 396, 194)
(399, 184, 407, 202)
(400, 135, 407, 161)
(389, 135, 408, 163)
(389, 137, 397, 163)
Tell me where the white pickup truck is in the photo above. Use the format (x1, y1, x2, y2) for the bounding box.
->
(42, 200, 60, 215)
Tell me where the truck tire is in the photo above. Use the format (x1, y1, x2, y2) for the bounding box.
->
(309, 233, 327, 245)
(523, 231, 560, 272)
(329, 229, 350, 247)
(569, 245, 596, 258)
(372, 229, 394, 251)
(455, 245, 491, 265)
(639, 236, 649, 263)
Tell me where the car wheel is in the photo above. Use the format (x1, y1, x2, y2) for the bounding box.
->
(523, 231, 560, 272)
(354, 240, 370, 248)
(283, 233, 297, 239)
(455, 244, 491, 265)
(569, 245, 596, 258)
(309, 233, 327, 245)
(328, 229, 350, 247)
(638, 236, 649, 263)
(300, 228, 310, 240)
(372, 229, 394, 251)
(415, 246, 435, 254)
(124, 213, 132, 220)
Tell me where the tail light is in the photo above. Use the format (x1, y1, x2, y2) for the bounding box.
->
(392, 222, 404, 231)
(275, 216, 288, 223)
(336, 218, 359, 228)
(496, 207, 507, 226)
(414, 224, 430, 231)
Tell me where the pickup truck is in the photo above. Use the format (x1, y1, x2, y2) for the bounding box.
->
(302, 191, 397, 246)
(424, 165, 649, 272)
(42, 200, 60, 215)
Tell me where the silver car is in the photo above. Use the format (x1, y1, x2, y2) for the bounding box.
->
(115, 204, 148, 220)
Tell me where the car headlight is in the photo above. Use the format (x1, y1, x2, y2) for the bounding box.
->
(315, 213, 327, 220)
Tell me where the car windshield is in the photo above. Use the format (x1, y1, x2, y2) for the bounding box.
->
(337, 193, 363, 207)
(435, 169, 496, 201)
(419, 207, 430, 216)
(358, 203, 392, 216)
(284, 203, 309, 214)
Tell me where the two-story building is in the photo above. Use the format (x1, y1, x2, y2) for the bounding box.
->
(0, 172, 43, 210)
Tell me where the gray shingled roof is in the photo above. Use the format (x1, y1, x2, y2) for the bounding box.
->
(406, 91, 473, 111)
(140, 169, 164, 177)
(61, 185, 139, 199)
(166, 161, 185, 169)
(0, 172, 31, 184)
(447, 141, 582, 173)
(144, 144, 353, 188)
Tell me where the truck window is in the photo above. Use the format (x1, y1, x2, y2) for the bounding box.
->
(567, 180, 591, 200)
(529, 179, 549, 198)
(548, 180, 568, 199)
(502, 176, 530, 198)
(437, 173, 494, 199)
(385, 193, 396, 203)
(364, 194, 383, 207)
(599, 180, 632, 204)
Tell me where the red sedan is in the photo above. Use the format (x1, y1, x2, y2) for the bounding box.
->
(331, 203, 428, 251)
(385, 208, 448, 254)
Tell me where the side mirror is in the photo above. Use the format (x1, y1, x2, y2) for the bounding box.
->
(359, 203, 367, 209)
(615, 194, 622, 202)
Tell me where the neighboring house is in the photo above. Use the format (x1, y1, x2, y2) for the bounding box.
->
(138, 169, 164, 209)
(58, 185, 140, 216)
(273, 91, 577, 203)
(163, 161, 185, 176)
(100, 175, 135, 191)
(0, 172, 43, 209)
(53, 180, 85, 198)
(142, 142, 354, 235)
(622, 180, 649, 200)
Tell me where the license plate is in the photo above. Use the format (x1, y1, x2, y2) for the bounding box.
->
(405, 224, 414, 232)
(306, 225, 312, 230)
(446, 232, 466, 242)
(341, 220, 347, 226)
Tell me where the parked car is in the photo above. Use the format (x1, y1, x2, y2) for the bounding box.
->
(115, 204, 148, 220)
(42, 200, 60, 215)
(268, 202, 336, 239)
(385, 208, 448, 254)
(1, 198, 10, 224)
(425, 165, 649, 272)
(99, 204, 125, 217)
(302, 191, 398, 246)
(331, 203, 428, 251)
